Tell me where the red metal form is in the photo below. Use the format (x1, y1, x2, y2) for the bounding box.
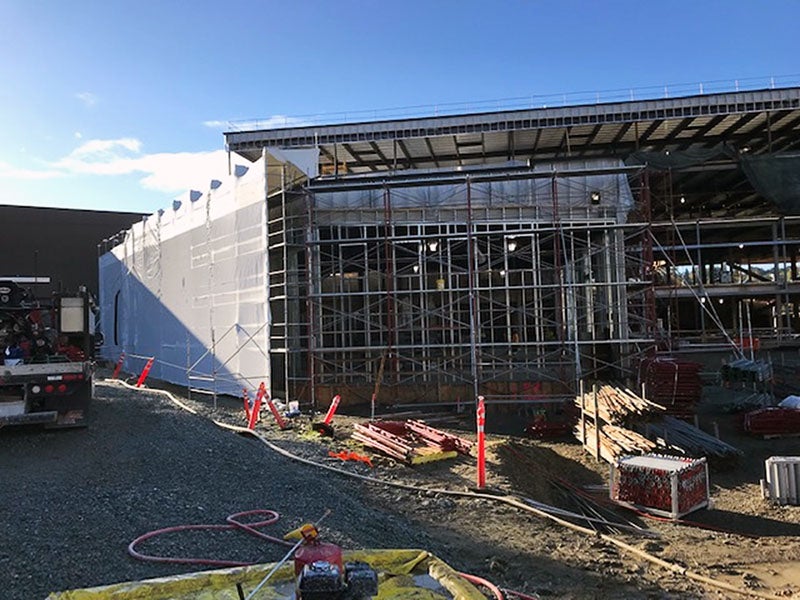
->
(135, 357, 155, 388)
(352, 420, 472, 465)
(476, 396, 486, 489)
(611, 454, 709, 519)
(352, 422, 414, 462)
(112, 352, 125, 380)
(322, 394, 341, 426)
(405, 419, 474, 455)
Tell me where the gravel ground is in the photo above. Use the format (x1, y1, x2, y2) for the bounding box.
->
(3, 378, 800, 600)
(0, 381, 450, 600)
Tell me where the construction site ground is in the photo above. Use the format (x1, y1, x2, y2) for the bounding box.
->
(2, 376, 800, 600)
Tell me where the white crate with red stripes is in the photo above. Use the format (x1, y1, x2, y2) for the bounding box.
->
(610, 454, 709, 519)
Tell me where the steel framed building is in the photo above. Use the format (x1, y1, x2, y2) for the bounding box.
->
(100, 85, 800, 408)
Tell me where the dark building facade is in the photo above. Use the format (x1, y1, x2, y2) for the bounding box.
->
(0, 204, 144, 297)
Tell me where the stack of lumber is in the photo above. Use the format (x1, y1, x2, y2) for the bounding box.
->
(575, 384, 665, 424)
(574, 420, 658, 464)
(639, 356, 703, 418)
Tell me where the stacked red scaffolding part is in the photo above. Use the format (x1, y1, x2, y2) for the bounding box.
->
(743, 407, 800, 437)
(639, 356, 703, 418)
(352, 420, 473, 465)
(611, 453, 709, 519)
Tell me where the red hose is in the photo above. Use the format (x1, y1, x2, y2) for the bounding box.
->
(128, 509, 294, 567)
(458, 572, 505, 600)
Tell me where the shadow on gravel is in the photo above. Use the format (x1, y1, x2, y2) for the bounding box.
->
(689, 508, 800, 537)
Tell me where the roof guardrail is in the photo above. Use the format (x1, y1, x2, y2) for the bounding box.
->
(226, 74, 800, 131)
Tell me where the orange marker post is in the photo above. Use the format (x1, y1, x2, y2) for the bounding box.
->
(476, 396, 486, 489)
(247, 382, 267, 430)
(323, 394, 341, 426)
(112, 352, 125, 379)
(135, 357, 155, 388)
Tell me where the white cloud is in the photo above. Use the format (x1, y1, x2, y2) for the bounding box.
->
(74, 132, 82, 139)
(0, 160, 62, 180)
(50, 138, 229, 193)
(136, 150, 229, 192)
(3, 138, 231, 194)
(75, 92, 99, 107)
(205, 114, 312, 131)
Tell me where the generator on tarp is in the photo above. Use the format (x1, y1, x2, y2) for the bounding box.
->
(46, 549, 488, 599)
(293, 523, 378, 599)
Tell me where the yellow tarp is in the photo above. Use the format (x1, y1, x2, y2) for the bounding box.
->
(47, 549, 486, 600)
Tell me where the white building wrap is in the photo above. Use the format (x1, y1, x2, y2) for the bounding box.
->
(99, 150, 312, 397)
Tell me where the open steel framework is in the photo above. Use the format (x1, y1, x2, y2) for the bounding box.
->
(230, 87, 800, 408)
(260, 161, 653, 407)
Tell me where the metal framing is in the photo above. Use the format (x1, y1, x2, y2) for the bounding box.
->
(263, 164, 658, 407)
(231, 87, 800, 408)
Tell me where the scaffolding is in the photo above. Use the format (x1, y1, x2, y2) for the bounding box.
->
(262, 161, 659, 408)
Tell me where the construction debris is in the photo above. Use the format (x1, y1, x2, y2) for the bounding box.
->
(351, 420, 473, 465)
(328, 450, 374, 468)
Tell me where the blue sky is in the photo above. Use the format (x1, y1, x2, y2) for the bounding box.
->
(1, 0, 799, 214)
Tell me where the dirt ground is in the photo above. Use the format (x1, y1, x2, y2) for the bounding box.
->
(3, 375, 800, 600)
(226, 383, 800, 600)
(160, 378, 800, 599)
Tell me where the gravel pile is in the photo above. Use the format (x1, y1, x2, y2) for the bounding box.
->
(0, 380, 452, 600)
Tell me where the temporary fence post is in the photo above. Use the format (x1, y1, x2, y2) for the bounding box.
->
(476, 396, 486, 489)
(112, 352, 125, 380)
(323, 394, 341, 426)
(136, 357, 155, 388)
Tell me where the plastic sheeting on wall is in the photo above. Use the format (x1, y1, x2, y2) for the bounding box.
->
(99, 151, 306, 397)
(313, 158, 635, 223)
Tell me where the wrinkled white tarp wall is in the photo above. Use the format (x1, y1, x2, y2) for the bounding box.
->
(99, 154, 276, 397)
